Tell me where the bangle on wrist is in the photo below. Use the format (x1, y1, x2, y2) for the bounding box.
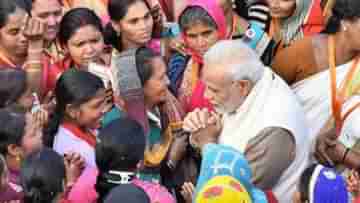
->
(189, 135, 201, 155)
(23, 60, 42, 69)
(167, 159, 176, 171)
(342, 148, 350, 163)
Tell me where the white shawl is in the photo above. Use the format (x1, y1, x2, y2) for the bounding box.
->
(292, 61, 360, 150)
(219, 67, 310, 203)
(219, 67, 308, 152)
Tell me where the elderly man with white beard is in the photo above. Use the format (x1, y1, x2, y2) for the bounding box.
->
(183, 40, 310, 203)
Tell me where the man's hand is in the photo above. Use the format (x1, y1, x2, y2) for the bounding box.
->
(183, 108, 215, 132)
(315, 128, 338, 166)
(190, 122, 221, 150)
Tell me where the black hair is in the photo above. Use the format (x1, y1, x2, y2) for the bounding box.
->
(104, 184, 150, 203)
(95, 117, 146, 202)
(234, 0, 249, 19)
(0, 68, 27, 109)
(0, 0, 31, 29)
(21, 148, 65, 203)
(135, 47, 160, 86)
(47, 69, 105, 146)
(104, 0, 151, 51)
(322, 0, 360, 34)
(31, 0, 62, 4)
(0, 154, 6, 179)
(0, 109, 26, 156)
(298, 164, 317, 203)
(179, 6, 218, 33)
(58, 7, 103, 47)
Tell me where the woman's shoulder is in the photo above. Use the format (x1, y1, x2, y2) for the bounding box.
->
(42, 55, 73, 94)
(132, 179, 175, 203)
(53, 126, 90, 150)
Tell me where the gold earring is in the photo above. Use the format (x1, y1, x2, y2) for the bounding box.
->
(15, 156, 21, 162)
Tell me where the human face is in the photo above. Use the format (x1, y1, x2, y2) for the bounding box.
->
(0, 8, 28, 60)
(343, 18, 360, 52)
(115, 1, 153, 48)
(16, 87, 34, 112)
(21, 113, 43, 157)
(143, 57, 169, 107)
(66, 25, 105, 67)
(203, 63, 249, 114)
(184, 22, 219, 56)
(266, 0, 296, 19)
(31, 0, 62, 42)
(75, 89, 107, 129)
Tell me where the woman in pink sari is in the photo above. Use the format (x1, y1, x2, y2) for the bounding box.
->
(175, 0, 229, 113)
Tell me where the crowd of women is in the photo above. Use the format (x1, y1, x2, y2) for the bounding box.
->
(0, 0, 360, 202)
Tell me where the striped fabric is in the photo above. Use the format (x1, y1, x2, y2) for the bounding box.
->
(248, 2, 271, 31)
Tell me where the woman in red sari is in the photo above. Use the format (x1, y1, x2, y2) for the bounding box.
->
(43, 7, 107, 95)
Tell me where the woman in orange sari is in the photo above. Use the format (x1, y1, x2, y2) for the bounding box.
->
(271, 0, 360, 85)
(270, 0, 360, 174)
(267, 0, 325, 47)
(0, 0, 48, 96)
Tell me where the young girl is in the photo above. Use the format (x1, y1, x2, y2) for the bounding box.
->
(21, 147, 85, 203)
(50, 69, 108, 167)
(0, 154, 20, 202)
(96, 118, 175, 203)
(0, 68, 33, 112)
(0, 68, 50, 131)
(293, 164, 349, 203)
(0, 109, 44, 202)
(66, 118, 175, 203)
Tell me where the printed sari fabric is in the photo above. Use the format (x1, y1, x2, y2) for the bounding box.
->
(112, 48, 185, 173)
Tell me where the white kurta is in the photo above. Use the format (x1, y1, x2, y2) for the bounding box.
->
(53, 126, 96, 167)
(219, 68, 311, 203)
(293, 61, 360, 153)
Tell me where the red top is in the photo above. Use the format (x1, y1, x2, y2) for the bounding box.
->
(302, 0, 325, 36)
(188, 80, 214, 112)
(41, 55, 72, 95)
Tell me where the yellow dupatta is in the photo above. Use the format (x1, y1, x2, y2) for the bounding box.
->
(144, 91, 185, 167)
